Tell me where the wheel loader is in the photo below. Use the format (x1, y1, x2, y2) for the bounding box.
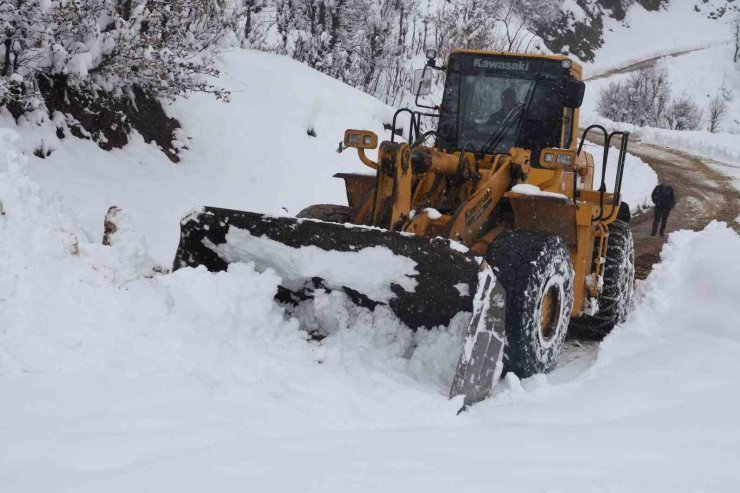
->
(173, 49, 635, 407)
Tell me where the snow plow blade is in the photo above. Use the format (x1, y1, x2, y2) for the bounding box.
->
(173, 207, 506, 407)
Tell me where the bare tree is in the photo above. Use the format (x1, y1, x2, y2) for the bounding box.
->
(496, 1, 538, 53)
(733, 14, 740, 63)
(707, 94, 727, 133)
(707, 76, 734, 133)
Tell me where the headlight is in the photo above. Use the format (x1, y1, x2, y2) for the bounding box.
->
(343, 129, 378, 149)
(426, 49, 437, 60)
(543, 152, 555, 163)
(556, 153, 574, 165)
(561, 58, 573, 69)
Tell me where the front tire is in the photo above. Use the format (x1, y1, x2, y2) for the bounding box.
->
(487, 231, 575, 377)
(569, 219, 635, 340)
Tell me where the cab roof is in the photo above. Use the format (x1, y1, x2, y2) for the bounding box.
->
(449, 49, 583, 80)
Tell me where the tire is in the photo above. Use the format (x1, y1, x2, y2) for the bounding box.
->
(296, 204, 355, 223)
(569, 219, 635, 340)
(487, 231, 575, 377)
(617, 202, 631, 223)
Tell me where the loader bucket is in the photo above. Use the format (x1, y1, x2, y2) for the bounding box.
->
(173, 207, 506, 407)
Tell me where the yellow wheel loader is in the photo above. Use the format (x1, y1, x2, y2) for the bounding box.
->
(173, 49, 635, 406)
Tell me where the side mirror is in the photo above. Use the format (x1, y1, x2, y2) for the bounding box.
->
(563, 79, 585, 108)
(411, 67, 432, 97)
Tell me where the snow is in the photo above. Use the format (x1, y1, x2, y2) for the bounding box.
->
(580, 140, 659, 211)
(3, 128, 739, 489)
(453, 282, 470, 297)
(581, 1, 740, 134)
(3, 47, 739, 492)
(585, 2, 730, 77)
(511, 183, 568, 199)
(211, 227, 419, 302)
(581, 115, 740, 192)
(2, 49, 395, 265)
(423, 207, 442, 220)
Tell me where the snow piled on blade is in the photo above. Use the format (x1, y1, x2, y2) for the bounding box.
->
(211, 226, 419, 301)
(511, 183, 568, 199)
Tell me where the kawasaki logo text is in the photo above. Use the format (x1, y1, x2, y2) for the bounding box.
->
(473, 59, 530, 71)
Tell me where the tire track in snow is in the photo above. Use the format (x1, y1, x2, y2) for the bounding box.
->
(583, 42, 731, 82)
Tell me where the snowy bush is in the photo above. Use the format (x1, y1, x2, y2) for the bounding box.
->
(0, 0, 236, 111)
(596, 67, 671, 128)
(664, 93, 703, 131)
(596, 67, 719, 132)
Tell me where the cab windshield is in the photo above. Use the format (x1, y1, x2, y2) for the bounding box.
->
(437, 54, 568, 157)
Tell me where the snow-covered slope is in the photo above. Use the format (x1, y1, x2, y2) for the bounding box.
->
(584, 1, 731, 77)
(578, 0, 740, 183)
(2, 50, 395, 263)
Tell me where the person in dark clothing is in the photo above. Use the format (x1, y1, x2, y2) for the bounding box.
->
(487, 88, 518, 124)
(651, 183, 676, 236)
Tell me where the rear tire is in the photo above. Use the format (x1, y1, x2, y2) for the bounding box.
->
(486, 231, 575, 377)
(296, 204, 355, 223)
(617, 202, 631, 223)
(569, 220, 634, 340)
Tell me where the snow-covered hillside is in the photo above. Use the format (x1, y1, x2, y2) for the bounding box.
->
(579, 0, 740, 161)
(2, 47, 738, 492)
(584, 1, 732, 77)
(2, 50, 395, 263)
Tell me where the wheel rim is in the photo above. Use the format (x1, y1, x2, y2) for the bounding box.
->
(539, 280, 563, 347)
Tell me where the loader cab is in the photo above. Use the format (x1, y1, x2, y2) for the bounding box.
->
(435, 51, 584, 166)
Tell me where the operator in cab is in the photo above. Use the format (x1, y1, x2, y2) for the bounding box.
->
(487, 87, 519, 124)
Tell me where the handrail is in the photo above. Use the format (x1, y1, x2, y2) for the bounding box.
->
(390, 108, 441, 145)
(391, 109, 418, 144)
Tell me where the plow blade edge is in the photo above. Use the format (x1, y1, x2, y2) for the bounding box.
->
(174, 206, 506, 405)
